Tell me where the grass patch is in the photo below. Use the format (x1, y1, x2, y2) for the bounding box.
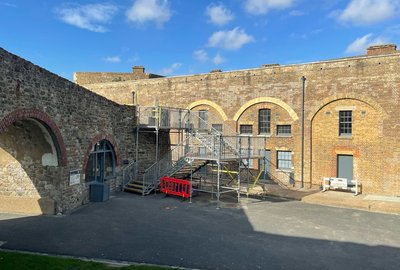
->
(0, 250, 168, 270)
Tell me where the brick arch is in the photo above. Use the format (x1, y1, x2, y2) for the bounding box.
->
(233, 97, 299, 121)
(307, 93, 388, 121)
(186, 100, 228, 121)
(0, 108, 68, 166)
(82, 134, 122, 173)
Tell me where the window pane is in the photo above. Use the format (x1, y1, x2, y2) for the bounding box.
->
(277, 125, 291, 136)
(240, 148, 253, 167)
(199, 110, 208, 130)
(104, 151, 114, 178)
(339, 111, 352, 136)
(86, 140, 116, 182)
(259, 109, 271, 134)
(277, 151, 292, 170)
(160, 108, 170, 127)
(240, 125, 253, 134)
(212, 124, 223, 133)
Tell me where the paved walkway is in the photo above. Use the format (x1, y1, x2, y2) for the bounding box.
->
(302, 191, 400, 215)
(261, 183, 400, 216)
(1, 192, 399, 270)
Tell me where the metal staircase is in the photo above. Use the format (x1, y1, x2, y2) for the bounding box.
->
(123, 105, 270, 196)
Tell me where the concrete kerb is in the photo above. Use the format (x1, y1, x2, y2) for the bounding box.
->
(301, 191, 400, 215)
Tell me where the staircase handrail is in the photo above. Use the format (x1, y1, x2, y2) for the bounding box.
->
(142, 139, 190, 193)
(122, 160, 136, 191)
(189, 112, 239, 157)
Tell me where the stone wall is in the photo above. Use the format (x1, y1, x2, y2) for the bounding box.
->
(0, 48, 156, 214)
(74, 66, 163, 85)
(82, 48, 400, 196)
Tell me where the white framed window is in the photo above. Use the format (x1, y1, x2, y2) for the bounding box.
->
(212, 124, 223, 133)
(240, 125, 253, 134)
(198, 110, 208, 130)
(277, 151, 292, 170)
(259, 109, 271, 134)
(277, 125, 291, 136)
(339, 110, 352, 136)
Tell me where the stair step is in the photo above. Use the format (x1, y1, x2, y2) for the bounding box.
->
(126, 183, 143, 189)
(124, 186, 143, 194)
(129, 180, 144, 185)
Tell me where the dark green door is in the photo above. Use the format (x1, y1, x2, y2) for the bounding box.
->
(337, 155, 353, 180)
(259, 150, 271, 180)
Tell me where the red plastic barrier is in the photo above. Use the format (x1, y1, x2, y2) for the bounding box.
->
(160, 176, 191, 199)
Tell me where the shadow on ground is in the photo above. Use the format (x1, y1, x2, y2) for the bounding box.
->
(0, 192, 399, 270)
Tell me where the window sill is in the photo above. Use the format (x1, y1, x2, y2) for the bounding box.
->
(276, 135, 292, 138)
(257, 134, 271, 137)
(276, 168, 293, 173)
(339, 135, 352, 139)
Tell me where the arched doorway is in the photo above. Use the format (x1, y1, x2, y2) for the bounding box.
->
(85, 140, 116, 183)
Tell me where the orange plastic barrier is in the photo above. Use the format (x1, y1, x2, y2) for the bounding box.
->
(160, 176, 191, 199)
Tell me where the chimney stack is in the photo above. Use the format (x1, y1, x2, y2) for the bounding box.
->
(132, 66, 145, 74)
(367, 44, 397, 56)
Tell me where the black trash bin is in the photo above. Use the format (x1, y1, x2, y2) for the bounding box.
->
(89, 182, 110, 202)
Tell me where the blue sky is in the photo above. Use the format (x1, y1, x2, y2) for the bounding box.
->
(1, 0, 400, 80)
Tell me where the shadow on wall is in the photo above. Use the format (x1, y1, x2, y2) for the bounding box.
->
(0, 119, 63, 215)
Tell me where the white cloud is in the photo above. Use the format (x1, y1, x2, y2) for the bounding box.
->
(206, 3, 234, 26)
(193, 50, 209, 63)
(160, 63, 182, 75)
(345, 33, 389, 54)
(208, 27, 254, 50)
(213, 53, 225, 65)
(245, 0, 294, 15)
(338, 0, 400, 25)
(103, 56, 121, 63)
(55, 3, 118, 32)
(126, 0, 171, 28)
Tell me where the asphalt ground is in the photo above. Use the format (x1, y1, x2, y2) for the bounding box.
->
(0, 192, 399, 270)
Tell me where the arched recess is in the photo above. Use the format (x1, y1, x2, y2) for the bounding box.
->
(0, 108, 67, 214)
(0, 108, 67, 166)
(307, 93, 388, 121)
(233, 97, 299, 121)
(186, 99, 228, 121)
(82, 134, 122, 178)
(308, 95, 385, 191)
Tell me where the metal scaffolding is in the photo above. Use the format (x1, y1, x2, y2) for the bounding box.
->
(124, 105, 270, 204)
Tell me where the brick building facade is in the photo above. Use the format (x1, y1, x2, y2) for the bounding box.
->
(76, 45, 400, 197)
(1, 44, 399, 216)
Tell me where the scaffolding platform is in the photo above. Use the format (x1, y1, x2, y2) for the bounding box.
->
(122, 105, 288, 205)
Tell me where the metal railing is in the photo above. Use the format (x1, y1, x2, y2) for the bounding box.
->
(122, 161, 136, 191)
(137, 106, 190, 129)
(141, 141, 189, 194)
(136, 105, 293, 195)
(137, 106, 158, 127)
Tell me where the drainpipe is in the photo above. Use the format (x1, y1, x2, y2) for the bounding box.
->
(301, 76, 306, 189)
